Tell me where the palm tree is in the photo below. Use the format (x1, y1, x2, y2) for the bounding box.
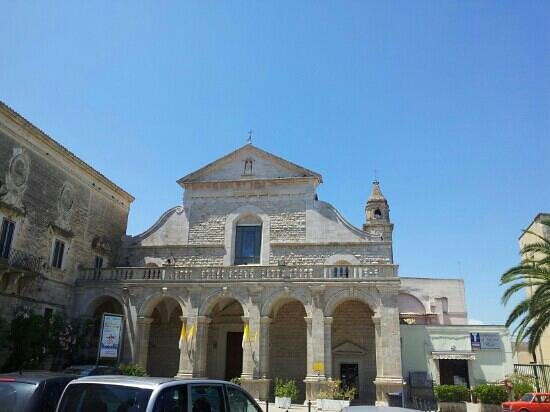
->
(501, 219, 550, 356)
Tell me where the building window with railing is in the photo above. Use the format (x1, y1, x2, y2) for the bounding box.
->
(234, 216, 262, 265)
(51, 238, 66, 269)
(332, 266, 350, 278)
(0, 217, 15, 259)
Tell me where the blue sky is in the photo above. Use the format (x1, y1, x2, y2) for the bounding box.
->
(1, 1, 548, 325)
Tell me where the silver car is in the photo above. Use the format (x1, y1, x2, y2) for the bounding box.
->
(56, 376, 262, 412)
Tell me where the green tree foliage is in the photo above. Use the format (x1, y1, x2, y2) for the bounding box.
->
(119, 363, 148, 376)
(501, 219, 550, 355)
(472, 384, 508, 405)
(434, 385, 470, 402)
(274, 378, 299, 401)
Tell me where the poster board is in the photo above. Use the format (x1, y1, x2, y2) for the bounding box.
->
(97, 313, 124, 362)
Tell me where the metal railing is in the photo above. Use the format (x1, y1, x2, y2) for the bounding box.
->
(514, 363, 550, 392)
(78, 263, 397, 283)
(0, 248, 48, 275)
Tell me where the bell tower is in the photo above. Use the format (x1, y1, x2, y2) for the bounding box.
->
(363, 180, 393, 241)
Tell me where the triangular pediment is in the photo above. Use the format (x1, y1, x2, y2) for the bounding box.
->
(333, 341, 366, 355)
(177, 144, 322, 186)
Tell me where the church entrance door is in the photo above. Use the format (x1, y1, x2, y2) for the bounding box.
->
(225, 332, 243, 380)
(340, 363, 359, 399)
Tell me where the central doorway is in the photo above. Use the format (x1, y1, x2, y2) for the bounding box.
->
(439, 359, 470, 387)
(225, 332, 244, 380)
(340, 363, 359, 398)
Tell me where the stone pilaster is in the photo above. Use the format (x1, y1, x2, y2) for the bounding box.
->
(373, 309, 404, 406)
(324, 317, 333, 379)
(259, 316, 272, 378)
(136, 316, 154, 370)
(241, 314, 261, 379)
(304, 308, 328, 401)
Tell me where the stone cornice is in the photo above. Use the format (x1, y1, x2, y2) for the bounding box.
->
(271, 241, 392, 247)
(0, 101, 134, 204)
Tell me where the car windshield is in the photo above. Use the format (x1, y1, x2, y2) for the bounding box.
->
(520, 393, 534, 402)
(57, 383, 152, 412)
(0, 381, 39, 412)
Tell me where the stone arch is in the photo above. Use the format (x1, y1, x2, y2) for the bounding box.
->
(82, 294, 126, 364)
(398, 292, 426, 314)
(80, 292, 124, 317)
(324, 254, 361, 266)
(205, 296, 246, 380)
(331, 299, 377, 403)
(324, 288, 380, 316)
(146, 295, 184, 377)
(138, 290, 187, 317)
(224, 204, 271, 265)
(199, 288, 250, 317)
(268, 296, 308, 402)
(261, 287, 311, 317)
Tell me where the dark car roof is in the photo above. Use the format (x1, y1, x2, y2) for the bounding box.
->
(0, 371, 78, 384)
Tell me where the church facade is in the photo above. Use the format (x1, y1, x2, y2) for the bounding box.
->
(74, 144, 469, 405)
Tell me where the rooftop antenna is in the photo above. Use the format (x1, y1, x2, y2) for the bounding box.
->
(373, 169, 379, 184)
(246, 129, 253, 144)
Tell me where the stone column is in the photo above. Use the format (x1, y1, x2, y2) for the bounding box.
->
(176, 316, 193, 378)
(241, 313, 271, 401)
(259, 316, 272, 378)
(304, 309, 329, 401)
(324, 317, 333, 379)
(373, 309, 404, 406)
(136, 316, 154, 370)
(191, 316, 212, 378)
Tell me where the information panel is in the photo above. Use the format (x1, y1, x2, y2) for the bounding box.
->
(471, 332, 500, 350)
(98, 313, 124, 360)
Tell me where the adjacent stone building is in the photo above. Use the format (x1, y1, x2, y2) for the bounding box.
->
(0, 101, 133, 319)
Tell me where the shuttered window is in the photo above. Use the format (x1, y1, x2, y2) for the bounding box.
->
(52, 239, 66, 269)
(0, 218, 15, 259)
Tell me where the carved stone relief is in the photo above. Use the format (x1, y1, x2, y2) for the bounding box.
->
(55, 182, 75, 232)
(0, 147, 30, 213)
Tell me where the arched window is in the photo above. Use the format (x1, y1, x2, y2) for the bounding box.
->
(374, 209, 382, 219)
(234, 215, 262, 265)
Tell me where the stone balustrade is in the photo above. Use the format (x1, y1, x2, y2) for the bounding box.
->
(77, 264, 396, 283)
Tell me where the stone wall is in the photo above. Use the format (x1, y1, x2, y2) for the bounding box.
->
(0, 104, 131, 319)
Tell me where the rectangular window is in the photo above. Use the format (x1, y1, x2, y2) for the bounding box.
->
(51, 239, 66, 269)
(94, 255, 104, 270)
(0, 218, 15, 259)
(234, 225, 261, 265)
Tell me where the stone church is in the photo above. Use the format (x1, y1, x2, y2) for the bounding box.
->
(1, 102, 473, 406)
(75, 144, 467, 404)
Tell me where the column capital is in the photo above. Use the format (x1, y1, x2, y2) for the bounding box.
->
(137, 316, 154, 325)
(260, 316, 272, 325)
(196, 316, 212, 324)
(241, 316, 250, 323)
(304, 316, 312, 325)
(372, 314, 381, 325)
(324, 316, 333, 325)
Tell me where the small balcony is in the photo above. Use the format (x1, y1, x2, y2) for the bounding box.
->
(77, 263, 397, 284)
(0, 248, 49, 294)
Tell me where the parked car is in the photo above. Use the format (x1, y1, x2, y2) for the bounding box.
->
(502, 393, 550, 412)
(56, 376, 262, 412)
(63, 364, 123, 376)
(0, 371, 78, 412)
